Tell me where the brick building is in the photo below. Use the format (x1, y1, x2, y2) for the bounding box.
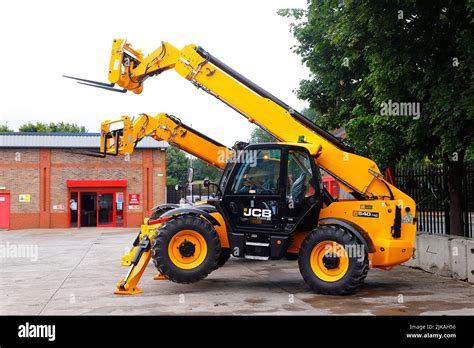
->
(0, 133, 168, 229)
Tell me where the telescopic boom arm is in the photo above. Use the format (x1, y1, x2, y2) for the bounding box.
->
(103, 39, 406, 202)
(100, 112, 232, 169)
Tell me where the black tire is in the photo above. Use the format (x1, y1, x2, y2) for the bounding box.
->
(151, 215, 221, 284)
(298, 225, 368, 295)
(360, 260, 369, 282)
(215, 248, 231, 269)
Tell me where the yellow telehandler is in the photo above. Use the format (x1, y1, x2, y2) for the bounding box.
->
(68, 39, 417, 295)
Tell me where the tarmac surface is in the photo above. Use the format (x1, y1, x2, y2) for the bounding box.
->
(0, 228, 473, 315)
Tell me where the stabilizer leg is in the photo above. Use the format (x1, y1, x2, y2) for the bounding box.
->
(114, 235, 152, 295)
(121, 247, 137, 266)
(121, 232, 141, 266)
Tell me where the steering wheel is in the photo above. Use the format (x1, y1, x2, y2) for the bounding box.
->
(243, 177, 266, 191)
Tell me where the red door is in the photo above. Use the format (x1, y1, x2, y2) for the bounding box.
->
(0, 194, 10, 229)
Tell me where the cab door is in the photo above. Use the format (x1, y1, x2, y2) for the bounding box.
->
(282, 147, 321, 232)
(221, 146, 285, 234)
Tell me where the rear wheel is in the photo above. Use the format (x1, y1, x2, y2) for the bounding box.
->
(152, 215, 221, 283)
(360, 261, 369, 282)
(298, 225, 368, 295)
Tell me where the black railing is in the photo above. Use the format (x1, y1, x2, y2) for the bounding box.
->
(166, 184, 217, 204)
(395, 162, 473, 238)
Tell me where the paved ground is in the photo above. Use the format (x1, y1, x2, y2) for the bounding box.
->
(0, 228, 473, 315)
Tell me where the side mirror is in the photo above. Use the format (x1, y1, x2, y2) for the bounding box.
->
(187, 167, 194, 184)
(203, 179, 210, 188)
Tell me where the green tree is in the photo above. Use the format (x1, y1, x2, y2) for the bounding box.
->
(166, 147, 189, 186)
(0, 124, 12, 132)
(301, 107, 319, 123)
(248, 127, 276, 143)
(192, 157, 221, 181)
(19, 122, 86, 133)
(280, 0, 474, 235)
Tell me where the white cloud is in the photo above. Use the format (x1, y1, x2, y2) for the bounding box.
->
(0, 0, 309, 147)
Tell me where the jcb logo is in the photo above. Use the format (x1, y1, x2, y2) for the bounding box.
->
(243, 208, 272, 220)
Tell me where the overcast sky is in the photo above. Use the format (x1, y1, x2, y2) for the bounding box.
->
(0, 0, 309, 148)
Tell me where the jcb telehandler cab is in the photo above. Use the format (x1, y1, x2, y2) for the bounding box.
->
(148, 142, 368, 294)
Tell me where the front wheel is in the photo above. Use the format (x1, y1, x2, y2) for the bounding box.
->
(298, 225, 368, 295)
(151, 215, 221, 284)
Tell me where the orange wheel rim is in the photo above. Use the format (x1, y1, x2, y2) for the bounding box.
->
(168, 230, 207, 270)
(309, 240, 349, 282)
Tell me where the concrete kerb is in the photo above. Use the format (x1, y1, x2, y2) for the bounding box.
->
(403, 231, 473, 284)
(466, 239, 474, 283)
(451, 238, 468, 280)
(418, 233, 453, 277)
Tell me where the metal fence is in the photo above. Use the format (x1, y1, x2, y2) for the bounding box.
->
(395, 161, 473, 238)
(166, 184, 217, 204)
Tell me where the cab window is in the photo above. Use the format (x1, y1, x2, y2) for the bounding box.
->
(231, 149, 281, 195)
(287, 150, 316, 204)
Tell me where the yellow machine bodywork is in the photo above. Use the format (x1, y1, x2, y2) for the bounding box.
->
(96, 38, 417, 294)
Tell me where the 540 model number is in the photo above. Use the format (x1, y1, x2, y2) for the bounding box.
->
(353, 211, 379, 218)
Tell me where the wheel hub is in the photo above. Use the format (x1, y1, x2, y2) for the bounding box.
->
(310, 240, 349, 282)
(322, 252, 340, 269)
(178, 239, 196, 258)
